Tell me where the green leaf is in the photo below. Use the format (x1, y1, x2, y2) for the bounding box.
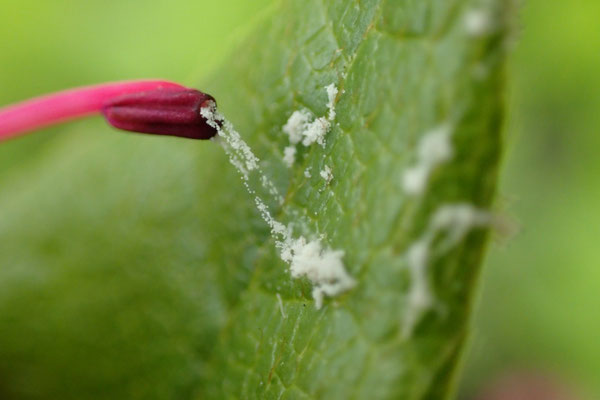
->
(0, 0, 511, 399)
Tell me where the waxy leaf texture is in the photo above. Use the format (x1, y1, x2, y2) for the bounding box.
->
(0, 1, 512, 399)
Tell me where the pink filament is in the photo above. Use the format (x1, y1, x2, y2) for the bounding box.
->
(0, 80, 186, 141)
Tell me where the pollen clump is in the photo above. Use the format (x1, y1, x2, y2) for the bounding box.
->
(403, 204, 492, 337)
(281, 84, 339, 167)
(201, 101, 355, 309)
(283, 145, 297, 167)
(403, 124, 454, 196)
(282, 237, 355, 310)
(320, 165, 333, 184)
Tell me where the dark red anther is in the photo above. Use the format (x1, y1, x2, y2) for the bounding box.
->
(102, 88, 218, 140)
(0, 80, 219, 142)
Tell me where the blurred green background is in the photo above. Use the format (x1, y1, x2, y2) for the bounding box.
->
(0, 0, 272, 178)
(0, 0, 598, 398)
(459, 0, 600, 397)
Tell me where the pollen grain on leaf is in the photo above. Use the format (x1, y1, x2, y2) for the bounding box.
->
(403, 204, 493, 337)
(201, 101, 355, 308)
(402, 124, 454, 196)
(280, 84, 339, 168)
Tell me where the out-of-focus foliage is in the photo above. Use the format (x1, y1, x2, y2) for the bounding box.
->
(460, 0, 600, 398)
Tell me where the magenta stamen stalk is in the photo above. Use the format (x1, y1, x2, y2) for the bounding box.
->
(0, 80, 218, 141)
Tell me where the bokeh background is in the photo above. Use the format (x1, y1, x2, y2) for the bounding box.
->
(459, 0, 600, 398)
(1, 0, 598, 398)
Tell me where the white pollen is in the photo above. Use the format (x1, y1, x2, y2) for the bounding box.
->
(464, 9, 492, 37)
(286, 237, 355, 309)
(302, 117, 331, 147)
(403, 240, 433, 336)
(403, 124, 453, 196)
(280, 84, 339, 165)
(283, 110, 312, 145)
(283, 146, 297, 167)
(320, 165, 333, 183)
(325, 83, 338, 121)
(430, 204, 492, 251)
(202, 101, 354, 309)
(201, 101, 259, 178)
(402, 203, 492, 337)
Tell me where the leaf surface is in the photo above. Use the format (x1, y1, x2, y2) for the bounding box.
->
(0, 0, 511, 399)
